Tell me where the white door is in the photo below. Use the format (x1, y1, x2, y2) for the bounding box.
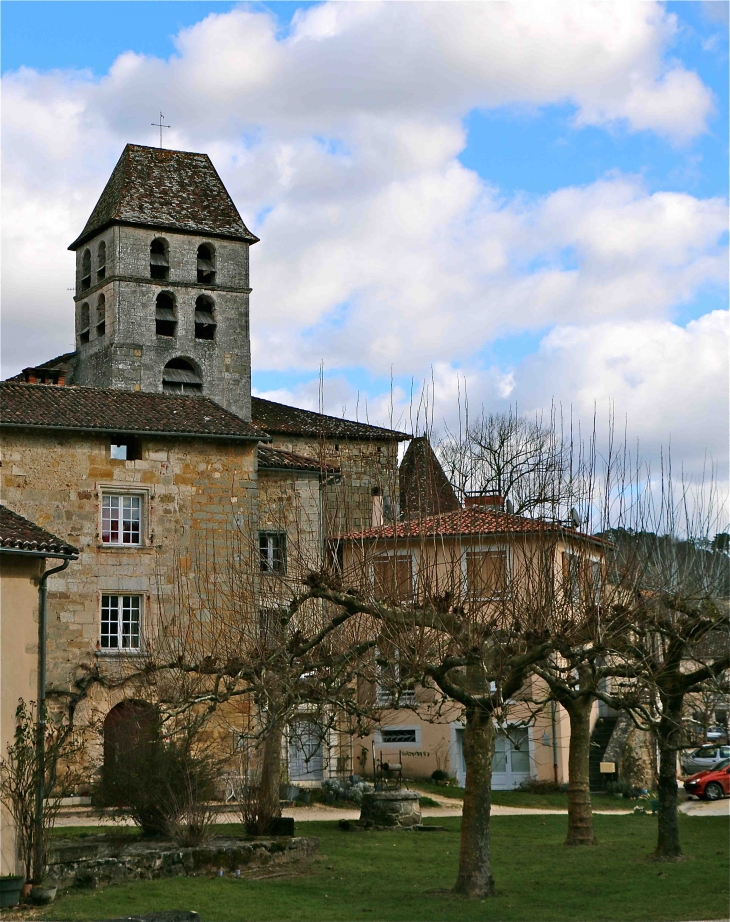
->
(453, 726, 532, 790)
(492, 728, 531, 790)
(288, 719, 324, 782)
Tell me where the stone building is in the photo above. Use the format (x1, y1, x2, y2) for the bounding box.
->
(1, 142, 409, 790)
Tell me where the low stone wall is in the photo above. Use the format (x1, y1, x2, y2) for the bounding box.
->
(359, 790, 421, 828)
(47, 835, 319, 889)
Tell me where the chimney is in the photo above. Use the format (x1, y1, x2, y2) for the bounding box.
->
(22, 367, 66, 386)
(465, 494, 504, 511)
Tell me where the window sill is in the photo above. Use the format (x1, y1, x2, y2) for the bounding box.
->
(96, 544, 152, 552)
(95, 649, 147, 658)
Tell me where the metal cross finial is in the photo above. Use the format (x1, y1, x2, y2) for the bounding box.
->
(151, 112, 171, 148)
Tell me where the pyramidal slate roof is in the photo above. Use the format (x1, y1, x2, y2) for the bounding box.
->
(0, 382, 265, 441)
(69, 144, 259, 250)
(0, 505, 78, 557)
(399, 436, 461, 519)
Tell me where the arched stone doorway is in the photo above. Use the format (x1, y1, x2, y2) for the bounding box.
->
(102, 700, 157, 799)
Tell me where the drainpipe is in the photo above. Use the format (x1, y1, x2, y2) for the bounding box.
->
(33, 556, 72, 884)
(551, 701, 559, 785)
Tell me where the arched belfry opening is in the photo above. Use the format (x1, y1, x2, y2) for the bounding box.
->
(194, 295, 216, 340)
(150, 238, 169, 280)
(155, 292, 177, 337)
(162, 357, 203, 394)
(197, 243, 215, 284)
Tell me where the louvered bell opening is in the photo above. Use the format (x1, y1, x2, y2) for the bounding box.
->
(155, 307, 176, 321)
(162, 367, 202, 385)
(150, 253, 169, 267)
(197, 258, 215, 272)
(194, 310, 215, 324)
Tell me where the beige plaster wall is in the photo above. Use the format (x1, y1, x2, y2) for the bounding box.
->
(0, 554, 42, 875)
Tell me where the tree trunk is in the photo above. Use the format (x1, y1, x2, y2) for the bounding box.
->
(259, 721, 283, 830)
(453, 707, 496, 898)
(654, 694, 683, 859)
(564, 697, 597, 846)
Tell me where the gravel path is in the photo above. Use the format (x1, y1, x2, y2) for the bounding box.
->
(53, 789, 728, 828)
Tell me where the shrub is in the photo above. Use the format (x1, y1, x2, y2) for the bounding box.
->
(431, 769, 449, 783)
(321, 777, 373, 806)
(97, 732, 218, 839)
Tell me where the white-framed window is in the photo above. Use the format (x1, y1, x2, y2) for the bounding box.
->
(259, 532, 286, 573)
(101, 494, 142, 545)
(101, 594, 142, 650)
(375, 725, 421, 747)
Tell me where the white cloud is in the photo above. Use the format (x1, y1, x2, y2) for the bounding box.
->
(1, 1, 726, 478)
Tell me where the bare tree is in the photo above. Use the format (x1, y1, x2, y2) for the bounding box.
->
(437, 405, 571, 515)
(605, 523, 729, 859)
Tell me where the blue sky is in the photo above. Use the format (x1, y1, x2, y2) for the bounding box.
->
(2, 1, 728, 466)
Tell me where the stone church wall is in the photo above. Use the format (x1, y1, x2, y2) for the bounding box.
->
(264, 436, 400, 534)
(1, 429, 257, 694)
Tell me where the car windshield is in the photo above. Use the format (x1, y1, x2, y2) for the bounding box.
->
(715, 758, 730, 771)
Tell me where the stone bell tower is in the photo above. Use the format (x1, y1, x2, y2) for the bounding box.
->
(68, 144, 259, 421)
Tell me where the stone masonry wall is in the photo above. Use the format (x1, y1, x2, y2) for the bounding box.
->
(73, 225, 252, 421)
(0, 429, 257, 700)
(264, 436, 401, 535)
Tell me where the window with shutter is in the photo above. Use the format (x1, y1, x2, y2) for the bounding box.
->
(466, 550, 507, 599)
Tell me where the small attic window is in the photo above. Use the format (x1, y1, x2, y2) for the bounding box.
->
(197, 244, 215, 284)
(150, 239, 169, 280)
(81, 249, 91, 291)
(194, 295, 216, 340)
(97, 241, 106, 281)
(110, 437, 141, 461)
(96, 294, 106, 337)
(79, 302, 90, 344)
(155, 292, 177, 337)
(163, 358, 202, 394)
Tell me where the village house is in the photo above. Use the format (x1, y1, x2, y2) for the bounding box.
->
(0, 507, 78, 875)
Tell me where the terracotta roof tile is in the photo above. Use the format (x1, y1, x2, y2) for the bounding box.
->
(258, 445, 339, 474)
(0, 505, 78, 557)
(0, 383, 266, 441)
(69, 144, 259, 250)
(251, 396, 409, 442)
(341, 508, 602, 544)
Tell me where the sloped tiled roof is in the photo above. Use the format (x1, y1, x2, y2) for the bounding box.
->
(0, 383, 265, 441)
(251, 396, 409, 442)
(341, 508, 604, 545)
(399, 436, 461, 519)
(4, 355, 409, 442)
(0, 505, 78, 557)
(258, 445, 339, 475)
(69, 144, 259, 250)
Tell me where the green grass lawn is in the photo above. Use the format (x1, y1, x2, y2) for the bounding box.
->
(410, 780, 631, 812)
(40, 814, 728, 922)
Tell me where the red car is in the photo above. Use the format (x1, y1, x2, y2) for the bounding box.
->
(683, 758, 730, 801)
